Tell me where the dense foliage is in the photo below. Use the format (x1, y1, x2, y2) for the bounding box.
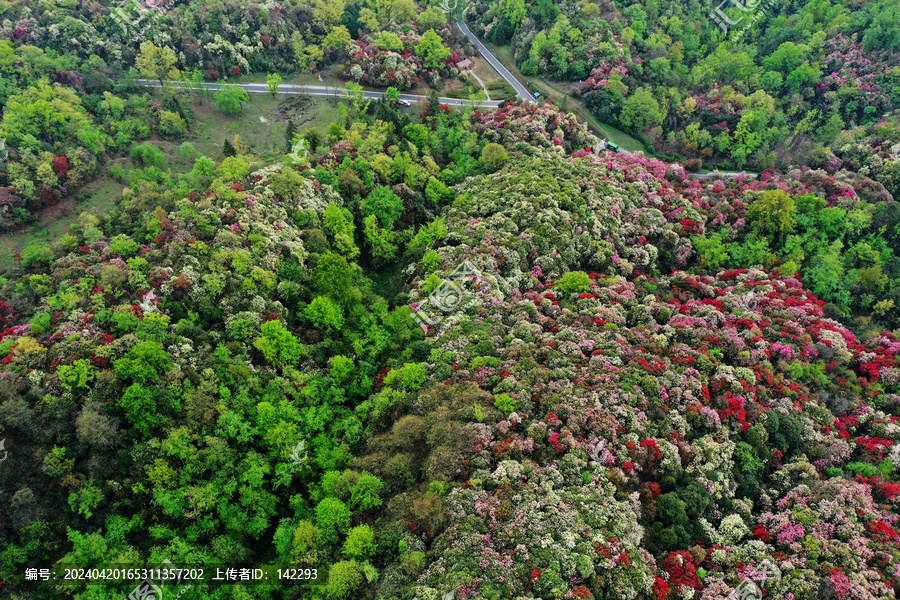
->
(1, 93, 899, 599)
(1, 0, 900, 598)
(465, 0, 900, 182)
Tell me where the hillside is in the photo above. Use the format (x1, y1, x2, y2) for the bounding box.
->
(0, 0, 900, 598)
(0, 99, 899, 599)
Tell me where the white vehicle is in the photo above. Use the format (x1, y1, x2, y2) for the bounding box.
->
(398, 99, 411, 106)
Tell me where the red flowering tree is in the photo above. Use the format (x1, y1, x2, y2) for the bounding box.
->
(52, 155, 69, 176)
(661, 551, 702, 593)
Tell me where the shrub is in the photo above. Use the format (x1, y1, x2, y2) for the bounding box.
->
(305, 296, 345, 331)
(108, 234, 139, 257)
(494, 393, 518, 415)
(325, 560, 363, 599)
(422, 250, 441, 272)
(131, 142, 165, 168)
(315, 498, 352, 544)
(342, 524, 376, 560)
(20, 244, 55, 269)
(480, 143, 509, 170)
(555, 271, 592, 295)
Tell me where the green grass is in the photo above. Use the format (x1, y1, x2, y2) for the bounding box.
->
(482, 43, 648, 154)
(0, 93, 346, 273)
(187, 92, 343, 160)
(0, 177, 124, 273)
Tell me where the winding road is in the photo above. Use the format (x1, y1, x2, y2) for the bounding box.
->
(455, 20, 534, 103)
(132, 79, 503, 108)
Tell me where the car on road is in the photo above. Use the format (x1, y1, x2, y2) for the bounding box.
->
(607, 142, 620, 153)
(398, 99, 411, 106)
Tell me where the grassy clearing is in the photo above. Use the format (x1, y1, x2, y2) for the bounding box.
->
(186, 91, 343, 160)
(0, 92, 345, 273)
(483, 43, 648, 154)
(0, 176, 124, 273)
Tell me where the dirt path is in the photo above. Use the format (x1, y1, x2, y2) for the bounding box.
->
(467, 69, 491, 101)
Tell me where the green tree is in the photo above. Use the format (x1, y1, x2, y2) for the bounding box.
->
(323, 25, 352, 54)
(363, 186, 404, 227)
(363, 214, 398, 264)
(314, 0, 347, 23)
(58, 359, 96, 391)
(498, 0, 527, 26)
(313, 253, 363, 306)
(291, 32, 325, 72)
(254, 319, 304, 366)
(416, 30, 451, 68)
(217, 156, 250, 181)
(385, 86, 401, 103)
(215, 84, 251, 115)
(315, 498, 352, 544)
(555, 271, 592, 294)
(114, 341, 172, 384)
(746, 189, 797, 246)
(118, 383, 162, 435)
(692, 233, 730, 269)
(291, 520, 323, 565)
(650, 492, 691, 552)
(391, 0, 417, 21)
(136, 42, 178, 85)
(342, 525, 375, 560)
(763, 42, 806, 74)
(480, 143, 509, 170)
(68, 480, 104, 520)
(0, 80, 96, 147)
(266, 73, 282, 96)
(156, 111, 188, 139)
(305, 296, 346, 331)
(325, 560, 363, 599)
(417, 6, 448, 29)
(323, 202, 360, 258)
(425, 177, 453, 206)
(304, 128, 323, 152)
(620, 88, 662, 132)
(376, 31, 404, 52)
(807, 240, 851, 310)
(349, 472, 384, 510)
(271, 166, 306, 201)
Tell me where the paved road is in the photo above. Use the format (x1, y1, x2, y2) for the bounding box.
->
(688, 171, 759, 180)
(456, 20, 534, 103)
(132, 79, 502, 108)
